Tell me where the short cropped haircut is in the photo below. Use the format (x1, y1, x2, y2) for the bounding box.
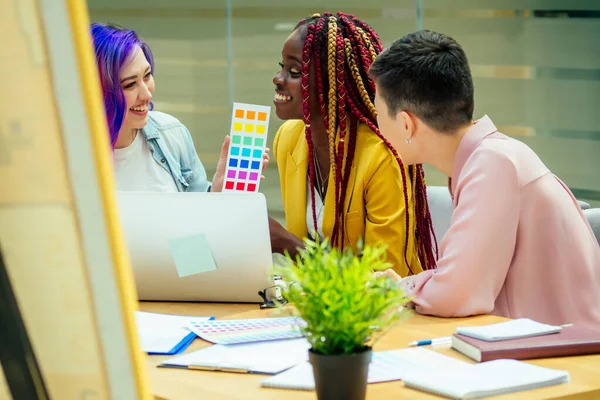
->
(370, 30, 474, 133)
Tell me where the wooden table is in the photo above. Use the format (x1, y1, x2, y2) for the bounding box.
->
(140, 302, 600, 400)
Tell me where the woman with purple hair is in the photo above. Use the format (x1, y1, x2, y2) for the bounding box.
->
(90, 22, 268, 192)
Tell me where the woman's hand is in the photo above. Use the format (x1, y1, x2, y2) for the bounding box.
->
(374, 269, 414, 297)
(269, 216, 304, 258)
(373, 269, 403, 282)
(211, 136, 270, 192)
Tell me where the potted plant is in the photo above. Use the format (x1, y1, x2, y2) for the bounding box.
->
(274, 239, 411, 400)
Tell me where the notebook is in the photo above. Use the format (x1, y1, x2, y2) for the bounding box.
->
(159, 338, 311, 374)
(134, 311, 213, 355)
(455, 319, 562, 342)
(261, 348, 470, 390)
(402, 359, 569, 399)
(452, 324, 600, 362)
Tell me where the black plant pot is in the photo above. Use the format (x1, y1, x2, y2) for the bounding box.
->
(308, 347, 372, 400)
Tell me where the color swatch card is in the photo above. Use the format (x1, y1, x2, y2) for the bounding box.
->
(223, 102, 271, 193)
(188, 317, 305, 345)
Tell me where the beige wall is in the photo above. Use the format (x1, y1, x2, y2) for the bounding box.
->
(88, 1, 600, 209)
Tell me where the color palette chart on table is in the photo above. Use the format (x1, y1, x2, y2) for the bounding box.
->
(188, 317, 305, 345)
(223, 102, 271, 192)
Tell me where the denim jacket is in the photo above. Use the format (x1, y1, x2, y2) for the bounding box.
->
(141, 111, 211, 192)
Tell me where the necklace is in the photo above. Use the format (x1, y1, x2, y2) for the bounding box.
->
(311, 147, 329, 200)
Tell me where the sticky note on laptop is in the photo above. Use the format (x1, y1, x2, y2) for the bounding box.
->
(168, 233, 217, 277)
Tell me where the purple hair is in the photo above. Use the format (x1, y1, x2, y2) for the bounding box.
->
(90, 23, 154, 148)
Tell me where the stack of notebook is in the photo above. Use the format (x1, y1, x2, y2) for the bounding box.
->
(451, 318, 600, 362)
(393, 318, 598, 399)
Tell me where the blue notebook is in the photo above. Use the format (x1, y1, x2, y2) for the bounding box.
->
(135, 311, 214, 355)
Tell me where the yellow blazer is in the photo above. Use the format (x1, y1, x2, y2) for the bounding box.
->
(273, 120, 423, 277)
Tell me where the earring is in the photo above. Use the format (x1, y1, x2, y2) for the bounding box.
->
(406, 137, 412, 144)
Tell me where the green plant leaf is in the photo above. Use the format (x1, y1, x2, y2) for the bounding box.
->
(273, 239, 411, 355)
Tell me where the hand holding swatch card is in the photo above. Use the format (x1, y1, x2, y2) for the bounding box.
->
(188, 317, 305, 345)
(223, 102, 271, 192)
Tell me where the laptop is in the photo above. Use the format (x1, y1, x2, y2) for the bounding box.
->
(116, 192, 274, 303)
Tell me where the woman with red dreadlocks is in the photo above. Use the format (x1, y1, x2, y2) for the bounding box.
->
(268, 12, 437, 276)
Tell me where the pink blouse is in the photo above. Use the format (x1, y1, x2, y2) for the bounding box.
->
(406, 116, 600, 329)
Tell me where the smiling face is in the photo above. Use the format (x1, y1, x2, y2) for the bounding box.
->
(272, 29, 304, 120)
(119, 45, 155, 133)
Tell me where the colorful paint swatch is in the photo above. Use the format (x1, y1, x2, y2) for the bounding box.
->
(188, 317, 305, 345)
(223, 102, 271, 193)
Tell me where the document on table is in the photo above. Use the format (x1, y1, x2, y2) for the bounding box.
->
(161, 338, 311, 374)
(135, 311, 213, 355)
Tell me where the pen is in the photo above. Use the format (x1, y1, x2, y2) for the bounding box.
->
(408, 336, 452, 347)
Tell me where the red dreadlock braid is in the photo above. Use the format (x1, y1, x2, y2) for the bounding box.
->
(325, 17, 343, 247)
(344, 88, 415, 274)
(301, 22, 319, 234)
(340, 15, 378, 110)
(341, 14, 437, 272)
(355, 18, 383, 54)
(295, 13, 437, 272)
(338, 118, 358, 246)
(331, 26, 349, 247)
(416, 164, 439, 264)
(313, 18, 327, 129)
(312, 17, 333, 195)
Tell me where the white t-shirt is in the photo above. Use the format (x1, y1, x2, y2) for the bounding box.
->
(306, 180, 325, 241)
(113, 131, 178, 192)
